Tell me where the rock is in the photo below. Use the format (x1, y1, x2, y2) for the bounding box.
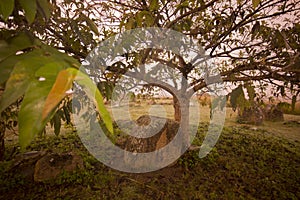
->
(124, 115, 179, 153)
(34, 152, 84, 182)
(8, 151, 46, 180)
(237, 107, 264, 125)
(264, 105, 284, 122)
(123, 115, 180, 169)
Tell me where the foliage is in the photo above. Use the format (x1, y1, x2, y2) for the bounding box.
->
(95, 0, 300, 120)
(1, 0, 300, 149)
(0, 1, 113, 149)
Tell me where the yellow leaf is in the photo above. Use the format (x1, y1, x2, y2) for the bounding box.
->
(42, 69, 75, 120)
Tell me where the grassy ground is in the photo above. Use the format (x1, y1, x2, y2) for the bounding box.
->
(1, 102, 300, 199)
(110, 100, 300, 142)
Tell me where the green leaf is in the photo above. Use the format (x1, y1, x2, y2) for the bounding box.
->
(66, 68, 114, 134)
(245, 84, 255, 102)
(83, 15, 99, 35)
(88, 19, 100, 35)
(0, 44, 74, 113)
(0, 53, 48, 113)
(125, 18, 135, 30)
(19, 0, 37, 24)
(149, 0, 159, 11)
(105, 83, 113, 100)
(0, 41, 11, 62)
(37, 0, 51, 20)
(18, 77, 54, 150)
(0, 33, 37, 84)
(0, 0, 14, 20)
(0, 37, 77, 85)
(145, 13, 155, 27)
(229, 85, 245, 111)
(39, 44, 80, 68)
(136, 11, 154, 27)
(18, 61, 74, 149)
(0, 54, 20, 84)
(0, 32, 35, 62)
(252, 0, 260, 8)
(18, 61, 66, 149)
(35, 61, 66, 79)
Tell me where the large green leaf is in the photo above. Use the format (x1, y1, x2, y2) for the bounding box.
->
(0, 0, 14, 20)
(0, 53, 49, 113)
(19, 0, 37, 24)
(0, 41, 80, 113)
(66, 68, 114, 134)
(18, 62, 67, 149)
(18, 78, 55, 150)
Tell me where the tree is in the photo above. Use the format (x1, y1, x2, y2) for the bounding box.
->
(86, 0, 300, 149)
(0, 0, 299, 156)
(0, 0, 113, 156)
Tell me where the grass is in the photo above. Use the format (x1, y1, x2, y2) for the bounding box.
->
(1, 121, 300, 199)
(109, 100, 300, 142)
(1, 101, 300, 199)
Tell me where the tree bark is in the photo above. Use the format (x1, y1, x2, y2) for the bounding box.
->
(173, 95, 190, 152)
(173, 97, 181, 122)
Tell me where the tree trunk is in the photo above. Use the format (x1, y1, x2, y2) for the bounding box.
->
(173, 97, 181, 122)
(173, 96, 190, 152)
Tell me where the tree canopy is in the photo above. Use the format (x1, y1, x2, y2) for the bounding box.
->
(0, 0, 299, 150)
(104, 0, 300, 94)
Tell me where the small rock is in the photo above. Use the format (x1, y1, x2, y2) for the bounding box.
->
(237, 107, 264, 125)
(34, 152, 84, 182)
(264, 105, 284, 122)
(8, 151, 46, 180)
